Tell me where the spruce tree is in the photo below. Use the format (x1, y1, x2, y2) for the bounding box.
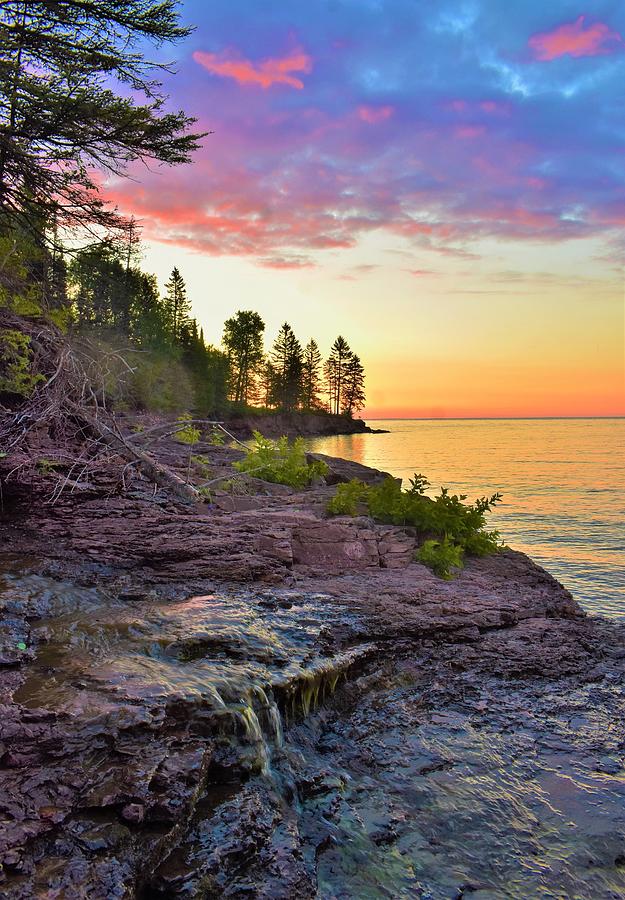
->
(324, 335, 352, 415)
(129, 271, 170, 350)
(302, 338, 323, 410)
(342, 354, 366, 417)
(178, 317, 227, 413)
(0, 0, 203, 239)
(164, 267, 190, 340)
(270, 322, 303, 411)
(69, 242, 129, 332)
(258, 360, 277, 409)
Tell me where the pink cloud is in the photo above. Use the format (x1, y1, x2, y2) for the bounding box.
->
(479, 100, 510, 116)
(404, 269, 435, 277)
(357, 105, 394, 124)
(258, 255, 315, 269)
(588, 204, 625, 227)
(193, 48, 312, 89)
(101, 88, 621, 267)
(456, 125, 486, 139)
(529, 16, 623, 61)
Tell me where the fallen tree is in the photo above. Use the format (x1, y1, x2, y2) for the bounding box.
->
(0, 311, 219, 504)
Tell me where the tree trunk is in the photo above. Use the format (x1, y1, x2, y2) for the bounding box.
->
(75, 408, 201, 504)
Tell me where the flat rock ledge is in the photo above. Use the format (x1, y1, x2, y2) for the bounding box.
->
(1, 435, 623, 898)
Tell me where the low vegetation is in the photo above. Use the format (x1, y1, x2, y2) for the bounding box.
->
(234, 431, 329, 489)
(0, 329, 45, 397)
(328, 474, 503, 579)
(174, 414, 202, 445)
(416, 538, 465, 580)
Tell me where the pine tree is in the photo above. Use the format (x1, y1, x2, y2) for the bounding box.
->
(164, 267, 191, 340)
(342, 354, 366, 417)
(179, 317, 230, 414)
(129, 271, 170, 350)
(222, 310, 265, 406)
(69, 243, 129, 332)
(269, 322, 303, 411)
(258, 360, 277, 409)
(0, 0, 203, 239)
(324, 335, 353, 415)
(302, 338, 323, 410)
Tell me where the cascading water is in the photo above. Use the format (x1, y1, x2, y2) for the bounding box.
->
(3, 566, 625, 899)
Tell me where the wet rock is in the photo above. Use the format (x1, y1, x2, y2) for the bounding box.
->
(121, 803, 145, 824)
(118, 590, 150, 602)
(2, 431, 624, 898)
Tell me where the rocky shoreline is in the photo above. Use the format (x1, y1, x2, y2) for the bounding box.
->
(1, 429, 624, 897)
(117, 410, 389, 442)
(221, 411, 389, 439)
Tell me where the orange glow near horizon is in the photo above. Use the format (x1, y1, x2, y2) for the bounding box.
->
(139, 234, 624, 420)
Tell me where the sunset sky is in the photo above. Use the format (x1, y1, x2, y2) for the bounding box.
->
(106, 1, 624, 418)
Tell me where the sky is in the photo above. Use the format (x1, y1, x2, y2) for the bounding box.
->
(105, 1, 624, 417)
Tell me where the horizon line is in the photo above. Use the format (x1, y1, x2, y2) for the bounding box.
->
(362, 415, 625, 421)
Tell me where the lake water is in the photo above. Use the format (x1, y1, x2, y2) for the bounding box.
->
(305, 419, 625, 621)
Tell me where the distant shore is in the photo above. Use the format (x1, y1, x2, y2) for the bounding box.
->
(118, 408, 390, 439)
(222, 410, 389, 439)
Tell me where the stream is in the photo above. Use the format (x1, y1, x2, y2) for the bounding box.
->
(1, 567, 625, 898)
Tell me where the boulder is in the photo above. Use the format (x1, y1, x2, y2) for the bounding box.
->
(306, 452, 398, 486)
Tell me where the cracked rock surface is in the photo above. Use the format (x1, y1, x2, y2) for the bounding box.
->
(1, 433, 624, 897)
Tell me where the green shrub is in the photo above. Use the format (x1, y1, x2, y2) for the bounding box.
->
(326, 472, 503, 578)
(326, 479, 370, 516)
(462, 528, 503, 557)
(416, 538, 464, 580)
(234, 431, 329, 489)
(129, 353, 195, 413)
(175, 413, 201, 445)
(208, 428, 225, 446)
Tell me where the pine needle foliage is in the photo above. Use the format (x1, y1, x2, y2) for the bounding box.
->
(0, 0, 205, 239)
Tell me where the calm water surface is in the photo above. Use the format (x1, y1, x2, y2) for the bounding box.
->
(306, 419, 625, 620)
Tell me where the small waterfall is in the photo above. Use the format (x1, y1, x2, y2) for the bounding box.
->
(232, 685, 285, 775)
(236, 701, 272, 775)
(266, 702, 284, 748)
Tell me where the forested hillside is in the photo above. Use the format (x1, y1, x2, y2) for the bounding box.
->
(0, 0, 365, 420)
